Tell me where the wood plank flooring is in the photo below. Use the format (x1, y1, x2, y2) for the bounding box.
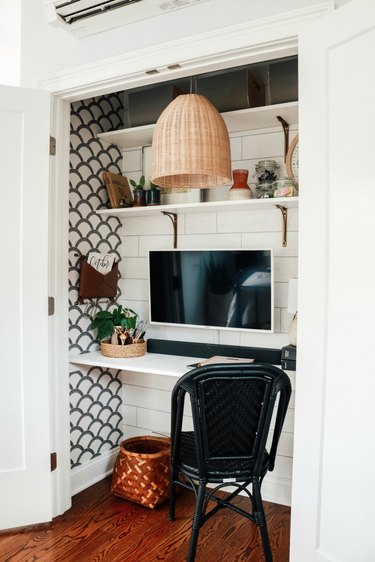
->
(0, 477, 290, 561)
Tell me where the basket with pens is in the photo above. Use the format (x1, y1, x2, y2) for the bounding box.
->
(89, 306, 147, 358)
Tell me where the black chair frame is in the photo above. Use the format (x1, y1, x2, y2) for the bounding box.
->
(169, 362, 291, 562)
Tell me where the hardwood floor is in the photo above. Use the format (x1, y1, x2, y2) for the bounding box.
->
(0, 477, 290, 561)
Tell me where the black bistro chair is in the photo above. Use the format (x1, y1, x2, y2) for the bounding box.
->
(169, 362, 291, 562)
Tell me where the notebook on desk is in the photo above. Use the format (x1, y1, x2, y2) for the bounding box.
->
(187, 356, 255, 368)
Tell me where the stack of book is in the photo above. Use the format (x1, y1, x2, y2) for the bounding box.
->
(281, 345, 297, 371)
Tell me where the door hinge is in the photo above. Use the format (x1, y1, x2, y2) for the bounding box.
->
(48, 296, 55, 316)
(50, 135, 56, 156)
(50, 452, 57, 472)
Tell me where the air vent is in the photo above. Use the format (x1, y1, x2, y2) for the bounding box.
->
(44, 0, 211, 37)
(55, 0, 142, 25)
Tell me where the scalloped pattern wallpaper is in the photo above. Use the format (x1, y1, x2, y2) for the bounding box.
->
(69, 94, 125, 468)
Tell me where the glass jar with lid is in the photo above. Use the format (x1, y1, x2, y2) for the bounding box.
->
(255, 182, 275, 198)
(254, 159, 280, 199)
(273, 177, 297, 198)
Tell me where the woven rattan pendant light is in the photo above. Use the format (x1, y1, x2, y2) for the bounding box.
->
(151, 94, 231, 189)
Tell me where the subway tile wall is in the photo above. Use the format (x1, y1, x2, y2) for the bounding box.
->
(117, 124, 298, 505)
(120, 124, 299, 350)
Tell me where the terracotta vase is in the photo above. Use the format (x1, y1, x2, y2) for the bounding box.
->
(229, 169, 252, 200)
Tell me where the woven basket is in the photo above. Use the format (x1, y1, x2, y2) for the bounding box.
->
(111, 436, 171, 509)
(101, 340, 146, 358)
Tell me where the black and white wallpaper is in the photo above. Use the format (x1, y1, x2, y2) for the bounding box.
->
(69, 93, 125, 468)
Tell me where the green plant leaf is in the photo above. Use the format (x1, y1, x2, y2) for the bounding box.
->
(140, 175, 145, 186)
(112, 307, 124, 325)
(97, 319, 114, 341)
(129, 179, 136, 188)
(121, 316, 136, 330)
(94, 310, 113, 319)
(89, 304, 138, 341)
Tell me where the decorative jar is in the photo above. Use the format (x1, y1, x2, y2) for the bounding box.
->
(273, 177, 298, 198)
(255, 182, 275, 199)
(254, 159, 279, 199)
(254, 159, 280, 182)
(229, 169, 252, 200)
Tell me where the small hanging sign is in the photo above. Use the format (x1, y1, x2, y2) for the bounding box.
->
(87, 252, 115, 275)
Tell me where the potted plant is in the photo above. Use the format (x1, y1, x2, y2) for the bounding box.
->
(129, 175, 146, 206)
(129, 175, 145, 190)
(89, 305, 138, 345)
(89, 306, 145, 357)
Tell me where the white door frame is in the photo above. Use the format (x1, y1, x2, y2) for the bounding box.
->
(43, 2, 332, 517)
(48, 95, 72, 516)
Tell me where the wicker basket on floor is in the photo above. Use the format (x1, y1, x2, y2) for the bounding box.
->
(111, 436, 171, 509)
(101, 340, 146, 358)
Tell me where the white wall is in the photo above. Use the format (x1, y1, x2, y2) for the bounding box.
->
(0, 0, 21, 86)
(21, 0, 327, 87)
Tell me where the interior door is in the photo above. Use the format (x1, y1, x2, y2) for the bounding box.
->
(291, 1, 375, 561)
(0, 85, 52, 528)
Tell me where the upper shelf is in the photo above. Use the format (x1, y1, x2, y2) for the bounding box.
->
(96, 196, 299, 218)
(97, 101, 298, 150)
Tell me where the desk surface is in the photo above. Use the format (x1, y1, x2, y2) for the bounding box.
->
(69, 350, 201, 378)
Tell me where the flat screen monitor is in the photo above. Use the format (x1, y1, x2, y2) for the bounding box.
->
(149, 249, 273, 332)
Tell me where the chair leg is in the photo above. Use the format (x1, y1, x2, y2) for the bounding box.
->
(169, 479, 176, 521)
(252, 479, 272, 562)
(187, 482, 206, 562)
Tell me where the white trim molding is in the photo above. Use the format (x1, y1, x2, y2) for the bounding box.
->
(38, 2, 332, 100)
(262, 473, 292, 507)
(71, 448, 119, 496)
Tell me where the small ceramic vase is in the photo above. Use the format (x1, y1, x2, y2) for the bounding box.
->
(133, 186, 146, 206)
(229, 169, 252, 200)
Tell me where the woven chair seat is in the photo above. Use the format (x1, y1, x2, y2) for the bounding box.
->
(179, 431, 270, 482)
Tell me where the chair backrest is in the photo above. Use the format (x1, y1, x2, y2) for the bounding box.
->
(175, 362, 291, 475)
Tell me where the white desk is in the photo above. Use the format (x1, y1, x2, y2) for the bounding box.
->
(69, 350, 201, 378)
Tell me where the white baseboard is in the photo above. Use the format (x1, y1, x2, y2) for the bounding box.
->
(71, 448, 119, 496)
(261, 474, 292, 507)
(206, 474, 291, 507)
(70, 447, 291, 507)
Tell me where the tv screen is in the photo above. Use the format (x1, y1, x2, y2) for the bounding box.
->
(149, 249, 273, 332)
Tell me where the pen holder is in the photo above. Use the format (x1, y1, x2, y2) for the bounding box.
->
(101, 340, 146, 358)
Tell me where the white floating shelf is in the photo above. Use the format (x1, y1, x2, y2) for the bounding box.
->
(96, 196, 299, 218)
(97, 102, 298, 150)
(222, 101, 298, 133)
(98, 123, 154, 149)
(69, 351, 200, 378)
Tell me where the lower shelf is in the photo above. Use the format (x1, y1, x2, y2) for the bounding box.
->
(69, 350, 201, 378)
